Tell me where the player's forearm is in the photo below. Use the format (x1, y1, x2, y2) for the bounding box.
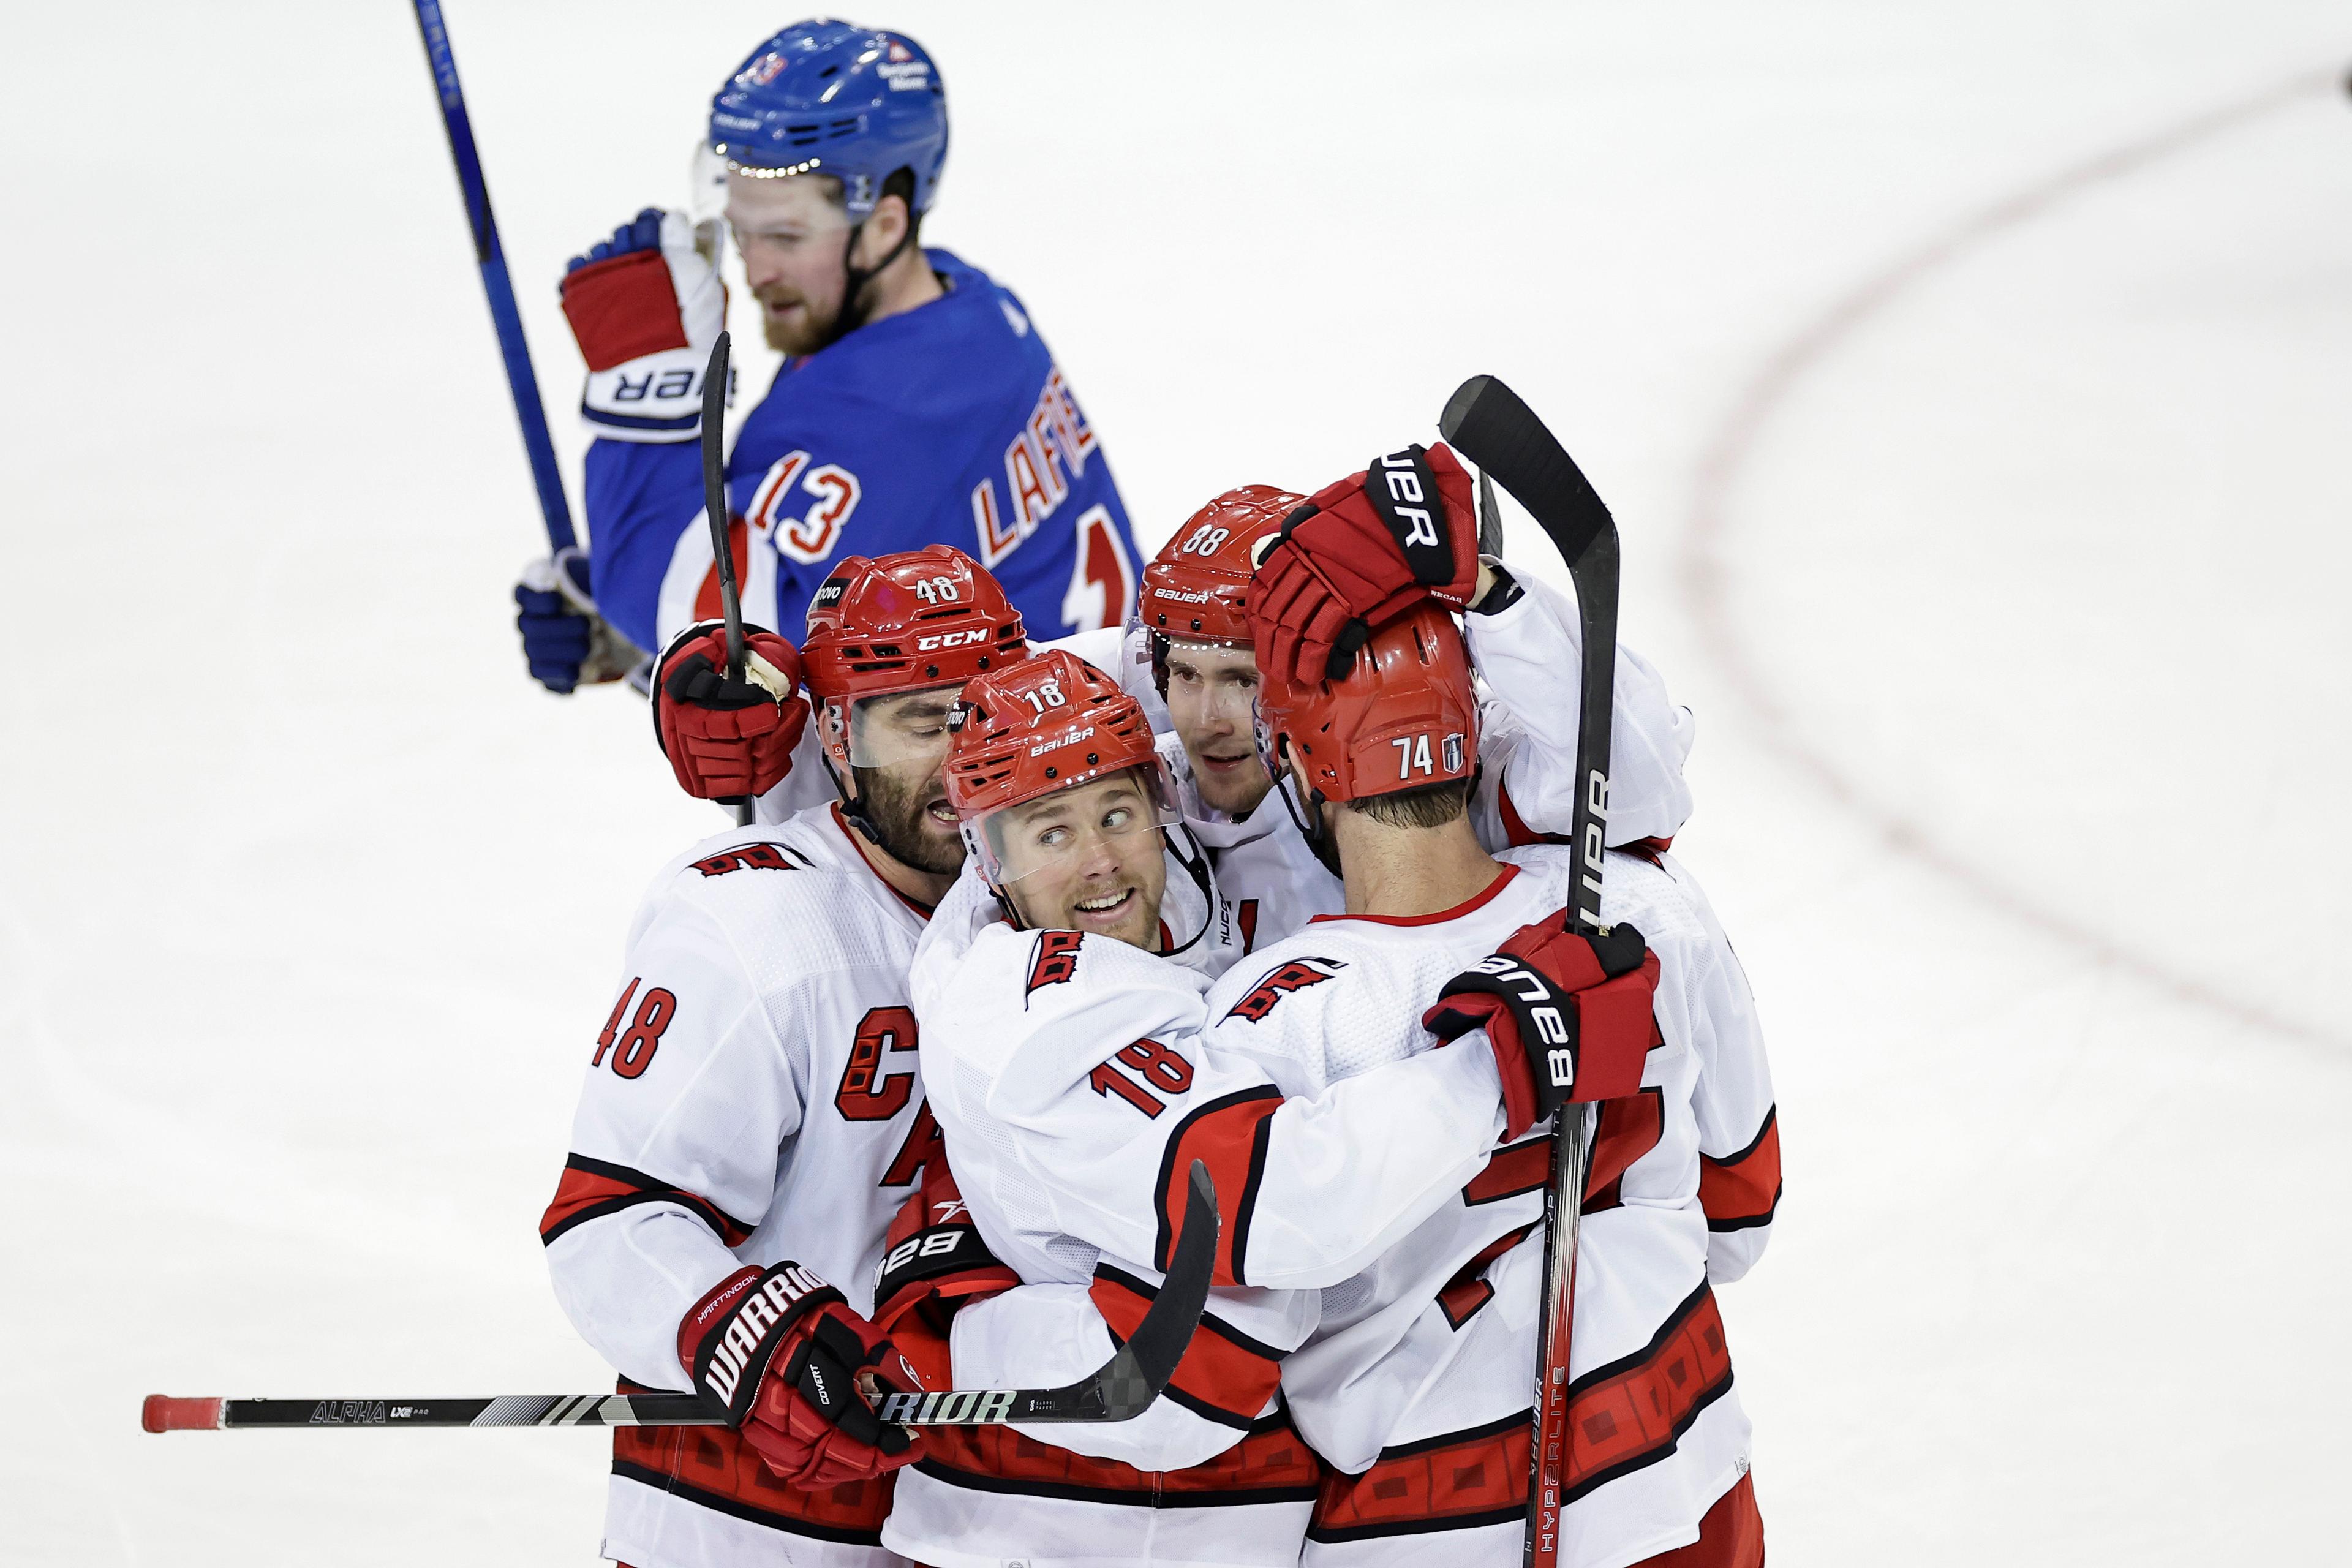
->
(1239, 1045, 1508, 1290)
(582, 440, 703, 652)
(970, 963, 1506, 1291)
(544, 1203, 745, 1390)
(1687, 927, 1781, 1281)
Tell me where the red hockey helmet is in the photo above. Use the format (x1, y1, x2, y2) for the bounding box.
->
(944, 649, 1178, 882)
(1254, 600, 1479, 805)
(801, 545, 1028, 769)
(1135, 485, 1304, 650)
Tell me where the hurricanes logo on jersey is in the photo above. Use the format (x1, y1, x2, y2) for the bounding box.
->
(1224, 957, 1348, 1023)
(1027, 930, 1086, 997)
(691, 842, 813, 878)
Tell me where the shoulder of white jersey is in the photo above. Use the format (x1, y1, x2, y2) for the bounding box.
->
(1037, 622, 1125, 673)
(1495, 841, 1713, 954)
(1205, 927, 1365, 1025)
(1199, 907, 1470, 1085)
(935, 919, 1214, 1114)
(1155, 823, 1248, 978)
(631, 803, 922, 973)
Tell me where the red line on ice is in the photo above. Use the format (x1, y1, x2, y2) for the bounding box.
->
(1679, 67, 2345, 1053)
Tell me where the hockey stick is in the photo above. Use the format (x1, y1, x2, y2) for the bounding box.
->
(1477, 466, 1506, 559)
(146, 1163, 1219, 1433)
(409, 0, 575, 554)
(1439, 374, 1619, 1568)
(696, 331, 756, 828)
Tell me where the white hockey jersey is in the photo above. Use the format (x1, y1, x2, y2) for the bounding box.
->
(900, 844, 1777, 1568)
(1241, 846, 1775, 1568)
(881, 859, 1515, 1568)
(541, 802, 951, 1568)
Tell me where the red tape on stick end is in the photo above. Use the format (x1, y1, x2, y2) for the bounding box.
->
(143, 1395, 224, 1433)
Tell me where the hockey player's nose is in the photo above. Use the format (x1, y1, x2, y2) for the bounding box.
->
(1072, 834, 1126, 883)
(743, 249, 790, 295)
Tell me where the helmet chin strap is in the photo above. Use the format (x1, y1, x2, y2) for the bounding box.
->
(1157, 825, 1216, 957)
(1275, 772, 1344, 881)
(1148, 631, 1172, 699)
(811, 216, 919, 352)
(821, 749, 895, 850)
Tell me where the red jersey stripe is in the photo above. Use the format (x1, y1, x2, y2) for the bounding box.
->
(540, 1154, 755, 1248)
(1152, 1086, 1283, 1286)
(1091, 1264, 1284, 1427)
(1699, 1107, 1781, 1232)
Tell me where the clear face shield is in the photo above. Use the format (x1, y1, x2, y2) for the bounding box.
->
(967, 762, 1184, 886)
(1159, 639, 1260, 725)
(722, 167, 856, 264)
(830, 681, 967, 772)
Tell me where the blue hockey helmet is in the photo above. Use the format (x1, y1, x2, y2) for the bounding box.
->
(709, 20, 949, 218)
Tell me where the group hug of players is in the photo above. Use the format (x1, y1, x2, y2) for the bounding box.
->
(516, 20, 1779, 1568)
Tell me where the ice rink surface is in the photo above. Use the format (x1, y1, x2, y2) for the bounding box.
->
(4, 2, 2347, 1561)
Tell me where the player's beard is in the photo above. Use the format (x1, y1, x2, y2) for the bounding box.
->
(850, 763, 966, 876)
(757, 281, 846, 356)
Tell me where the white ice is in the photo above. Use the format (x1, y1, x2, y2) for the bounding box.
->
(2, 2, 2346, 1562)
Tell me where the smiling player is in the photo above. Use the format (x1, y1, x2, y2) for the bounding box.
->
(887, 447, 1777, 1567)
(870, 647, 1654, 1567)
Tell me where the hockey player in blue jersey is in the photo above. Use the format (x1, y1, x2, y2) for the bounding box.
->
(514, 19, 1142, 695)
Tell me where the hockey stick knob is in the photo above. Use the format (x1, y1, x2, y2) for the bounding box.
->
(143, 1395, 225, 1433)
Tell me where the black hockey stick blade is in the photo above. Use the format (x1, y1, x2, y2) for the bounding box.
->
(698, 331, 755, 827)
(1439, 373, 1619, 937)
(878, 1158, 1219, 1426)
(1477, 466, 1506, 559)
(146, 1163, 1221, 1435)
(1441, 375, 1616, 573)
(699, 330, 743, 681)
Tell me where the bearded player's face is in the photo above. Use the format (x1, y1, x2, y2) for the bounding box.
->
(838, 688, 967, 876)
(727, 172, 856, 355)
(850, 756, 965, 875)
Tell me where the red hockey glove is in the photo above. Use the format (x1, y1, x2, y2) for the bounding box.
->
(1423, 917, 1660, 1140)
(560, 208, 728, 444)
(652, 622, 810, 804)
(1246, 441, 1481, 683)
(677, 1262, 927, 1491)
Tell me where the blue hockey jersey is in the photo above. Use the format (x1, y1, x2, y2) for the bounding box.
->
(583, 249, 1140, 655)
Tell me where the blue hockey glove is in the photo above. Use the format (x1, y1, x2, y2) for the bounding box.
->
(514, 547, 643, 694)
